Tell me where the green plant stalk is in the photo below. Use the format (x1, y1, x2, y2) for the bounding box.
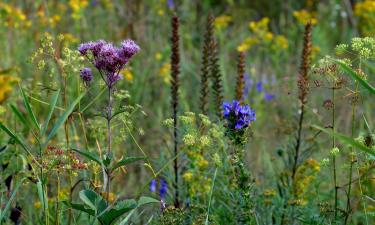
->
(105, 86, 113, 201)
(344, 82, 357, 224)
(332, 86, 338, 220)
(55, 174, 60, 225)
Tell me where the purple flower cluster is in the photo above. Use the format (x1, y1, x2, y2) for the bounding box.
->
(78, 39, 140, 88)
(223, 100, 256, 130)
(150, 178, 168, 200)
(80, 67, 93, 84)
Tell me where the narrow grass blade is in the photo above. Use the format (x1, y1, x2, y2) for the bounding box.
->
(20, 87, 40, 131)
(9, 104, 29, 128)
(335, 60, 375, 95)
(112, 157, 146, 170)
(0, 178, 25, 221)
(312, 125, 374, 156)
(0, 122, 32, 155)
(81, 88, 106, 113)
(205, 168, 218, 225)
(42, 92, 85, 149)
(41, 89, 60, 136)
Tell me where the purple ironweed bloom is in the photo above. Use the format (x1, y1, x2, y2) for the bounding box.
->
(80, 67, 93, 84)
(150, 179, 157, 193)
(243, 73, 253, 97)
(222, 100, 256, 130)
(264, 92, 275, 101)
(256, 81, 263, 93)
(78, 39, 140, 88)
(159, 179, 168, 200)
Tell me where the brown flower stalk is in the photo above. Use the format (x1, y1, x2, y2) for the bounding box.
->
(235, 51, 246, 103)
(170, 14, 180, 208)
(292, 21, 312, 182)
(200, 14, 214, 115)
(210, 37, 223, 118)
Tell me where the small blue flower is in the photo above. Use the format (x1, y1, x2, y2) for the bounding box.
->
(149, 179, 157, 193)
(222, 100, 256, 130)
(159, 179, 168, 200)
(243, 73, 253, 97)
(256, 81, 263, 93)
(80, 67, 93, 85)
(264, 92, 275, 101)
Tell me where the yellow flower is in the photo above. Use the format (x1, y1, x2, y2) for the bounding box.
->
(0, 74, 20, 104)
(197, 158, 209, 169)
(159, 62, 171, 83)
(120, 68, 134, 82)
(237, 37, 259, 52)
(214, 15, 232, 30)
(34, 201, 42, 209)
(293, 9, 317, 25)
(273, 35, 289, 50)
(157, 9, 165, 16)
(183, 172, 193, 182)
(69, 0, 89, 20)
(249, 17, 270, 33)
(155, 52, 162, 61)
(264, 32, 274, 42)
(354, 0, 375, 36)
(100, 192, 116, 202)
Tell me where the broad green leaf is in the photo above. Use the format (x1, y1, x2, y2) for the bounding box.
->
(98, 199, 137, 225)
(137, 196, 160, 206)
(62, 201, 95, 216)
(9, 104, 29, 128)
(79, 189, 103, 211)
(0, 178, 25, 221)
(112, 157, 146, 170)
(0, 123, 32, 156)
(41, 89, 60, 136)
(20, 87, 40, 131)
(72, 148, 102, 165)
(335, 60, 375, 95)
(42, 92, 85, 149)
(312, 125, 374, 156)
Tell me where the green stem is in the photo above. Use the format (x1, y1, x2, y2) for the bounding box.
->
(332, 86, 338, 221)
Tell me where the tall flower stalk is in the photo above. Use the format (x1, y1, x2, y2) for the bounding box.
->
(291, 22, 312, 183)
(200, 14, 214, 115)
(78, 39, 140, 199)
(235, 51, 245, 103)
(210, 38, 223, 118)
(170, 14, 181, 208)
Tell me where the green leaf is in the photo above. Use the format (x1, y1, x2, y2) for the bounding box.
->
(137, 196, 160, 206)
(37, 180, 48, 212)
(42, 92, 85, 149)
(112, 157, 146, 170)
(0, 178, 25, 221)
(79, 189, 104, 211)
(41, 89, 60, 136)
(63, 201, 95, 216)
(20, 87, 40, 131)
(97, 199, 137, 225)
(312, 125, 374, 156)
(72, 148, 102, 165)
(335, 60, 375, 95)
(9, 104, 29, 128)
(0, 122, 32, 156)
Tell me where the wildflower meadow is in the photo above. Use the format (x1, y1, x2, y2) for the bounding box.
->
(1, 0, 375, 224)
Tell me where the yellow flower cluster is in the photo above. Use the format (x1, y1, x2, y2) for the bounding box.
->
(237, 17, 288, 52)
(293, 158, 320, 199)
(355, 0, 375, 36)
(120, 68, 134, 82)
(293, 9, 317, 25)
(0, 74, 20, 104)
(214, 15, 232, 31)
(0, 3, 31, 29)
(37, 8, 61, 28)
(69, 0, 89, 20)
(159, 62, 171, 84)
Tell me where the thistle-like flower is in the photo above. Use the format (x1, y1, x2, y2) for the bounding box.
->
(78, 39, 140, 88)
